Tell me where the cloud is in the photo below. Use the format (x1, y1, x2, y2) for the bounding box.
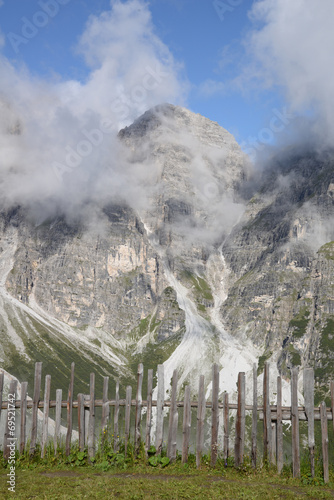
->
(0, 0, 188, 223)
(245, 0, 334, 146)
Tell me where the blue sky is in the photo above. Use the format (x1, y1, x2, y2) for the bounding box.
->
(0, 0, 286, 145)
(0, 0, 333, 183)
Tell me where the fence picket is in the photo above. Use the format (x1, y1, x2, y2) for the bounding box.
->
(223, 391, 229, 462)
(234, 372, 245, 466)
(182, 385, 191, 464)
(30, 362, 42, 456)
(41, 375, 51, 458)
(263, 362, 272, 463)
(155, 364, 164, 455)
(276, 375, 283, 473)
(114, 381, 120, 452)
(291, 367, 300, 478)
(211, 363, 219, 467)
(196, 375, 205, 468)
(145, 369, 153, 454)
(88, 373, 95, 460)
(101, 376, 109, 444)
(135, 363, 143, 454)
(320, 401, 329, 483)
(54, 389, 62, 455)
(20, 381, 28, 454)
(251, 364, 257, 468)
(304, 368, 315, 477)
(167, 369, 178, 461)
(77, 393, 85, 452)
(124, 385, 132, 457)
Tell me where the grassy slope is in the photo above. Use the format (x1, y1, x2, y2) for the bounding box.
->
(1, 464, 334, 499)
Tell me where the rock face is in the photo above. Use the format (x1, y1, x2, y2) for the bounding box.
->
(1, 104, 334, 402)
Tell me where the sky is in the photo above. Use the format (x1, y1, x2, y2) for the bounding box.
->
(0, 0, 291, 143)
(0, 0, 333, 221)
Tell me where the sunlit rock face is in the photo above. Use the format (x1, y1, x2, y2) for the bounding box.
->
(1, 104, 334, 402)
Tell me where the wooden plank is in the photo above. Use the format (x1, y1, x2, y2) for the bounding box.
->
(54, 389, 62, 455)
(263, 362, 272, 463)
(145, 369, 153, 454)
(223, 391, 229, 462)
(211, 363, 219, 467)
(251, 363, 257, 468)
(291, 367, 300, 478)
(41, 375, 51, 458)
(234, 372, 245, 466)
(196, 375, 206, 468)
(135, 363, 143, 454)
(155, 364, 164, 454)
(182, 385, 191, 464)
(65, 362, 75, 456)
(124, 385, 132, 457)
(77, 393, 85, 452)
(304, 368, 315, 477)
(4, 379, 17, 460)
(88, 373, 95, 460)
(167, 369, 178, 461)
(114, 381, 120, 452)
(20, 381, 28, 454)
(101, 376, 109, 447)
(320, 401, 329, 484)
(331, 380, 334, 435)
(276, 375, 283, 473)
(0, 371, 4, 424)
(84, 395, 90, 447)
(30, 362, 42, 456)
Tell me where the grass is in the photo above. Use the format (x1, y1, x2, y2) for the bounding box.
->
(1, 441, 334, 499)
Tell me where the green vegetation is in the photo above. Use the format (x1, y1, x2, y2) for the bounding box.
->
(288, 345, 301, 366)
(2, 441, 334, 499)
(289, 307, 310, 339)
(318, 241, 334, 260)
(257, 350, 273, 375)
(181, 271, 213, 317)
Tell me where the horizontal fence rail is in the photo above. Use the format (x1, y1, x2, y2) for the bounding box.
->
(0, 362, 333, 482)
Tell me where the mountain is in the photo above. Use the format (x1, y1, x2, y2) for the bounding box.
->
(0, 104, 333, 403)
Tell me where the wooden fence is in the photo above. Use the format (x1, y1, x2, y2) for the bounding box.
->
(1, 362, 333, 482)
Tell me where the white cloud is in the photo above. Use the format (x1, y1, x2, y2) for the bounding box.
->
(245, 0, 334, 145)
(0, 0, 188, 222)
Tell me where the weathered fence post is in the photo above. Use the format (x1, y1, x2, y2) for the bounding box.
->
(291, 367, 300, 478)
(276, 375, 283, 473)
(54, 389, 62, 455)
(101, 376, 109, 446)
(66, 362, 75, 456)
(20, 381, 28, 454)
(145, 369, 153, 454)
(124, 385, 132, 457)
(155, 364, 164, 455)
(182, 385, 191, 464)
(331, 380, 334, 435)
(223, 391, 229, 462)
(251, 363, 257, 468)
(196, 375, 206, 468)
(4, 379, 17, 460)
(77, 393, 85, 452)
(30, 362, 42, 456)
(135, 363, 143, 455)
(304, 368, 315, 477)
(41, 374, 51, 458)
(167, 369, 178, 462)
(88, 373, 95, 460)
(263, 362, 272, 463)
(211, 363, 219, 467)
(320, 401, 329, 484)
(0, 371, 4, 424)
(114, 381, 120, 452)
(234, 372, 245, 467)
